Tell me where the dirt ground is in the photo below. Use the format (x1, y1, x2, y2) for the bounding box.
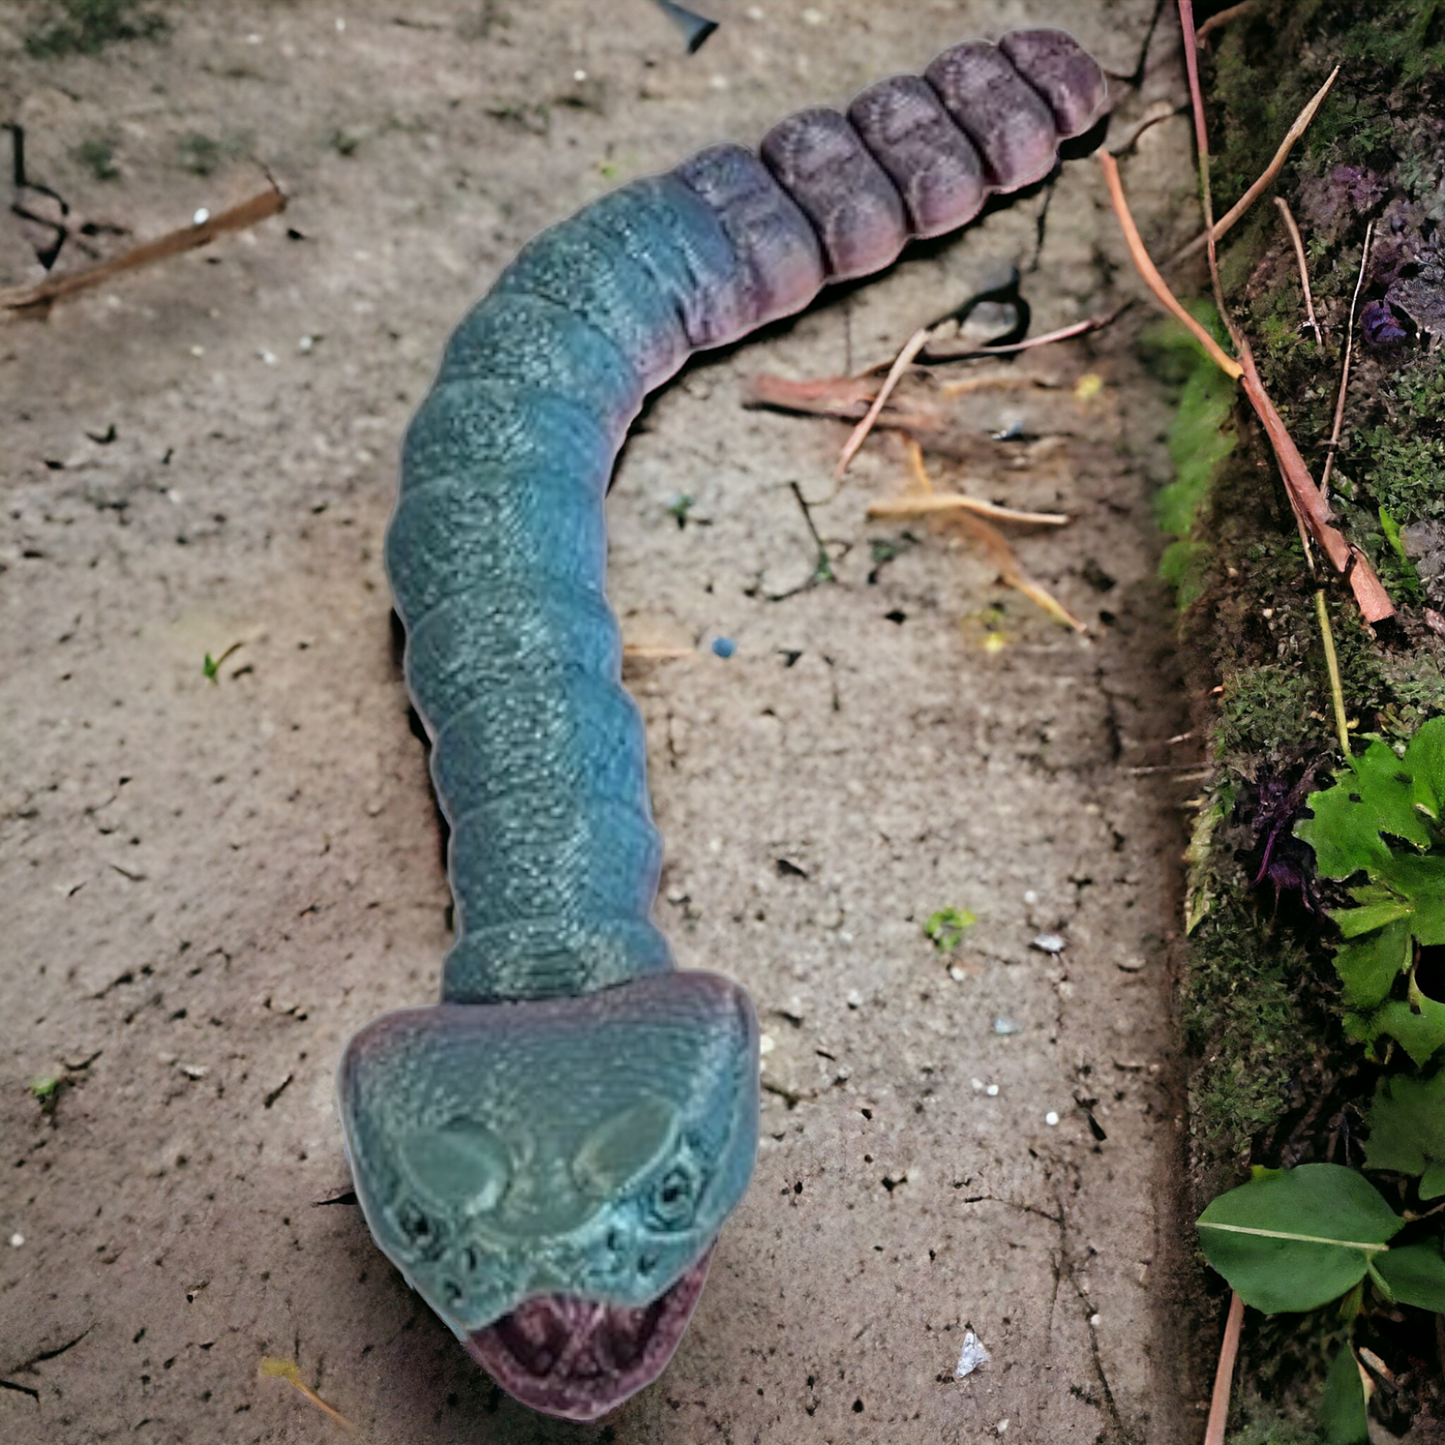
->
(0, 3, 1209, 1441)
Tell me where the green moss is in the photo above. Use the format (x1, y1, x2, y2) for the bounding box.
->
(1144, 305, 1237, 609)
(1181, 891, 1316, 1169)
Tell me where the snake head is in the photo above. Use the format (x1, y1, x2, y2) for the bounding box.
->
(337, 970, 758, 1418)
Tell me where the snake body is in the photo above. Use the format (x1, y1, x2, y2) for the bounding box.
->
(338, 27, 1105, 1421)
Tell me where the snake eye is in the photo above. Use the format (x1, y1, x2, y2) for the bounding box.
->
(398, 1117, 510, 1215)
(573, 1096, 677, 1198)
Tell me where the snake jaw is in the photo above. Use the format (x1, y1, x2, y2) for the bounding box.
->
(464, 1244, 715, 1421)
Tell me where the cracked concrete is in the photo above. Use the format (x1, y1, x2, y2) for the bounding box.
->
(1, 2, 1207, 1440)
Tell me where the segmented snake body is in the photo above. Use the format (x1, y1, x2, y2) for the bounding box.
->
(339, 28, 1106, 1421)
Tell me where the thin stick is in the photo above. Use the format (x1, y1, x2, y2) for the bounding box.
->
(918, 308, 1126, 362)
(1320, 220, 1375, 496)
(0, 185, 286, 311)
(1316, 589, 1352, 758)
(1168, 67, 1340, 266)
(1195, 0, 1262, 44)
(867, 494, 1069, 526)
(1097, 150, 1242, 379)
(937, 374, 1054, 398)
(259, 1357, 356, 1433)
(1274, 198, 1323, 345)
(835, 325, 931, 480)
(1204, 1293, 1246, 1445)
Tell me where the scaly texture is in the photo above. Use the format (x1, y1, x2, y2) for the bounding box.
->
(338, 28, 1106, 1421)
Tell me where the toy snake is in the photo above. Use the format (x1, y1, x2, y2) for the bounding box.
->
(337, 27, 1105, 1421)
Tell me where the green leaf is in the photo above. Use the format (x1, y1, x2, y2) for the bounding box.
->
(1363, 1070, 1445, 1186)
(1334, 919, 1414, 1010)
(1297, 738, 1432, 878)
(1424, 1164, 1445, 1200)
(1374, 1237, 1445, 1313)
(1196, 1164, 1403, 1313)
(1356, 994, 1445, 1068)
(1318, 1342, 1368, 1445)
(1404, 715, 1445, 820)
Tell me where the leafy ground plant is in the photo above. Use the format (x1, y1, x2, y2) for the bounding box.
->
(1199, 1164, 1445, 1441)
(1295, 716, 1445, 1064)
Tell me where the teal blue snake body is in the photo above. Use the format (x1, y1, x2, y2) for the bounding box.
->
(338, 28, 1106, 1420)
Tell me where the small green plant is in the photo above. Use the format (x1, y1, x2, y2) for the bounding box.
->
(178, 132, 222, 176)
(923, 907, 976, 953)
(327, 128, 361, 158)
(73, 136, 118, 180)
(25, 0, 166, 57)
(28, 1075, 65, 1116)
(1197, 1164, 1445, 1442)
(1294, 716, 1445, 1064)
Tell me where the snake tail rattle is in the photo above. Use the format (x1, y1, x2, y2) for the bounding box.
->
(337, 27, 1105, 1421)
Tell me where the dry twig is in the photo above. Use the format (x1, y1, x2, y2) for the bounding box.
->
(1097, 151, 1242, 378)
(834, 325, 933, 481)
(1195, 0, 1263, 46)
(1320, 219, 1375, 496)
(1204, 1293, 1246, 1445)
(1274, 197, 1323, 345)
(1168, 67, 1340, 266)
(259, 1357, 356, 1433)
(888, 439, 1086, 633)
(0, 185, 286, 313)
(867, 493, 1068, 526)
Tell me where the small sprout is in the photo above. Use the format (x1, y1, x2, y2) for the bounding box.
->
(924, 906, 976, 953)
(328, 128, 361, 158)
(178, 132, 223, 176)
(665, 492, 694, 528)
(29, 1075, 66, 1116)
(74, 137, 119, 181)
(202, 641, 243, 683)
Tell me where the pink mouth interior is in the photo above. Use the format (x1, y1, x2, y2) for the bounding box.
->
(464, 1244, 715, 1421)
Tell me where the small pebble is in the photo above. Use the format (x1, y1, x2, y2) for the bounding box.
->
(845, 988, 863, 1010)
(259, 350, 278, 366)
(9, 1233, 23, 1248)
(759, 1033, 775, 1056)
(1045, 1111, 1060, 1126)
(971, 1078, 985, 1092)
(298, 335, 315, 353)
(181, 1064, 208, 1080)
(1089, 1313, 1102, 1328)
(985, 1083, 999, 1097)
(993, 1017, 1020, 1036)
(192, 207, 210, 227)
(573, 68, 587, 80)
(712, 637, 736, 659)
(1117, 956, 1145, 973)
(1030, 933, 1065, 954)
(1023, 889, 1039, 904)
(948, 965, 967, 982)
(996, 1422, 1010, 1436)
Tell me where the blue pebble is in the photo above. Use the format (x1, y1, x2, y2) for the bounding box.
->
(711, 637, 736, 659)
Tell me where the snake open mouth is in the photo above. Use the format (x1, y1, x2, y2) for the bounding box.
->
(464, 1245, 715, 1421)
